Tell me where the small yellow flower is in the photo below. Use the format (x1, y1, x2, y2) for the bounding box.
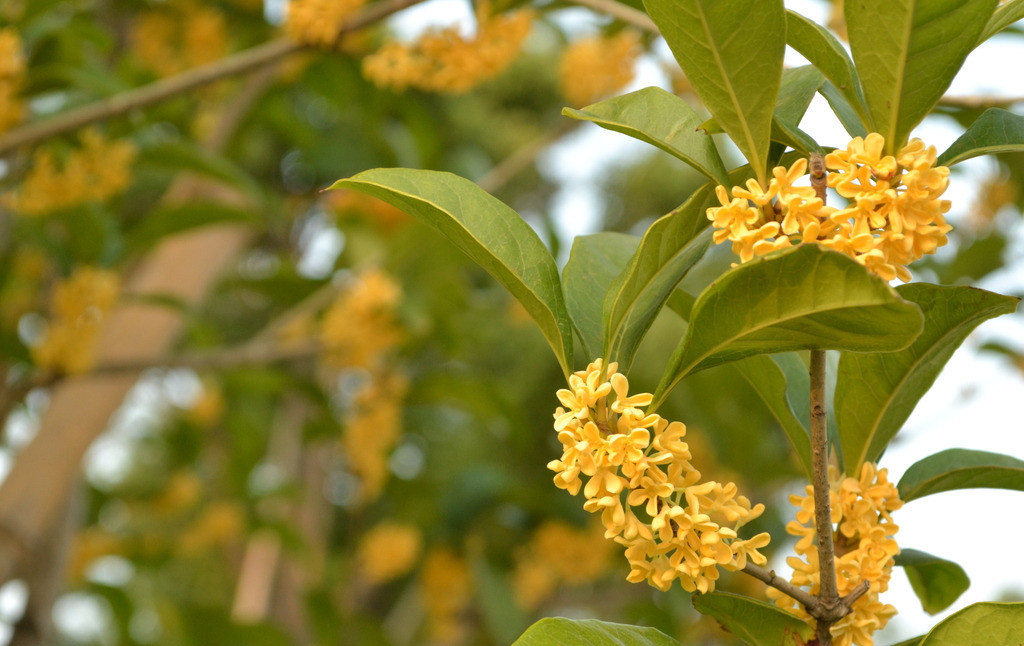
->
(767, 462, 902, 646)
(706, 134, 952, 282)
(549, 359, 768, 593)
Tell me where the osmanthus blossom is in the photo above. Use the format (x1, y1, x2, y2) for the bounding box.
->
(548, 359, 770, 593)
(706, 133, 952, 282)
(767, 463, 904, 646)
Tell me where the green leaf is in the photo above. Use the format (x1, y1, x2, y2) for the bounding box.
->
(691, 592, 814, 646)
(978, 0, 1024, 43)
(137, 140, 263, 197)
(836, 284, 1019, 473)
(937, 108, 1024, 166)
(898, 448, 1024, 502)
(563, 87, 730, 185)
(819, 81, 870, 138)
(655, 245, 924, 405)
(512, 618, 682, 646)
(896, 549, 970, 615)
(772, 66, 825, 154)
(330, 169, 574, 377)
(890, 638, 924, 646)
(845, 0, 999, 149)
(126, 201, 258, 252)
(644, 0, 786, 182)
(919, 602, 1024, 645)
(729, 355, 812, 477)
(666, 290, 811, 474)
(563, 233, 640, 359)
(786, 10, 869, 128)
(471, 553, 530, 645)
(604, 186, 714, 369)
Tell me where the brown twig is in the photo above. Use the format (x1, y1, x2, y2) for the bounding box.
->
(0, 0, 427, 156)
(808, 348, 840, 643)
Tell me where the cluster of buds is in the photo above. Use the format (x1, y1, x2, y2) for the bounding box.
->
(548, 359, 770, 593)
(708, 134, 952, 282)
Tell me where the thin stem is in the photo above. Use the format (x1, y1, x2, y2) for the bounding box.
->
(742, 563, 819, 610)
(810, 353, 838, 644)
(0, 0, 427, 156)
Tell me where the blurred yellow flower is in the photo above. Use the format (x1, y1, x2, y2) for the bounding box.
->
(420, 547, 473, 645)
(357, 522, 422, 584)
(31, 267, 120, 374)
(559, 31, 641, 107)
(285, 0, 367, 48)
(362, 5, 533, 93)
(320, 268, 403, 370)
(4, 129, 137, 216)
(513, 520, 614, 609)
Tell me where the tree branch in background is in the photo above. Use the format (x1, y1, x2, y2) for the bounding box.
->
(0, 0, 427, 156)
(567, 0, 659, 33)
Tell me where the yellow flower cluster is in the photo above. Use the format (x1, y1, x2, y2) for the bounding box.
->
(559, 31, 641, 108)
(362, 6, 533, 93)
(420, 547, 473, 645)
(285, 0, 366, 48)
(130, 3, 228, 76)
(177, 500, 246, 557)
(548, 359, 770, 593)
(320, 268, 404, 369)
(357, 522, 423, 585)
(4, 129, 137, 216)
(767, 463, 903, 646)
(513, 520, 615, 609)
(342, 371, 409, 503)
(31, 266, 120, 374)
(707, 134, 952, 281)
(0, 27, 25, 133)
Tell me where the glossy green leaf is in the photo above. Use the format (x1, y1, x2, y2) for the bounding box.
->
(786, 10, 869, 127)
(331, 169, 574, 377)
(937, 108, 1024, 166)
(665, 296, 812, 475)
(728, 355, 812, 477)
(919, 602, 1024, 645)
(979, 0, 1024, 43)
(563, 87, 729, 185)
(644, 0, 786, 182)
(898, 448, 1024, 502)
(891, 638, 924, 646)
(603, 185, 713, 369)
(836, 284, 1018, 473)
(512, 618, 682, 646)
(655, 245, 924, 405)
(845, 0, 999, 149)
(772, 66, 825, 154)
(691, 592, 813, 646)
(896, 549, 970, 615)
(563, 233, 640, 359)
